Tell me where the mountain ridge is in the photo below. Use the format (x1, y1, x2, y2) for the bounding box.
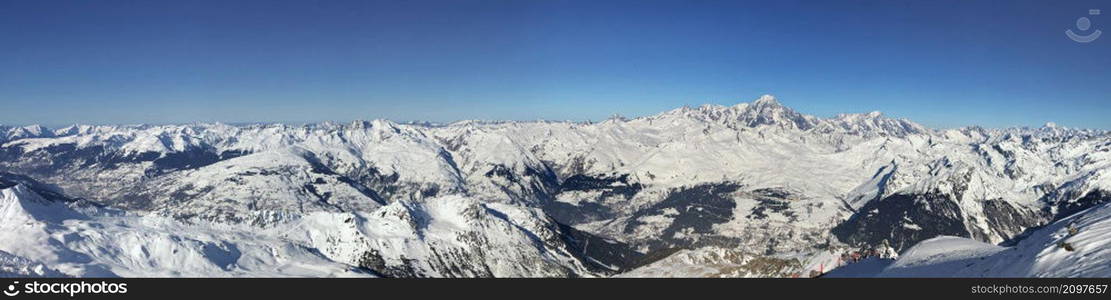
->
(5, 95, 1105, 142)
(1, 95, 1110, 277)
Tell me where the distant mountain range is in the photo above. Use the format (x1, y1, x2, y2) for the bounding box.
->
(1, 95, 1108, 277)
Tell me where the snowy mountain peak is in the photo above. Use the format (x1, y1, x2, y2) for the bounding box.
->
(348, 119, 410, 137)
(349, 120, 373, 129)
(1, 183, 36, 201)
(820, 110, 927, 137)
(644, 95, 929, 136)
(5, 125, 53, 140)
(732, 95, 817, 130)
(0, 184, 70, 224)
(752, 94, 780, 106)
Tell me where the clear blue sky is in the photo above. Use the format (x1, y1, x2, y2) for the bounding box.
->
(1, 0, 1109, 129)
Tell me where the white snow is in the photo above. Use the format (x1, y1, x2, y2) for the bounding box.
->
(828, 202, 1111, 277)
(2, 94, 1111, 277)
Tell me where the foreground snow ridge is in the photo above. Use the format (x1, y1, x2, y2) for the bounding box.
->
(1, 95, 1110, 278)
(828, 202, 1111, 277)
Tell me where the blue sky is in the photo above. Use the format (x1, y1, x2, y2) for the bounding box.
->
(1, 0, 1109, 129)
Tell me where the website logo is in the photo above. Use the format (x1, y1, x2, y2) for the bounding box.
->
(3, 282, 17, 297)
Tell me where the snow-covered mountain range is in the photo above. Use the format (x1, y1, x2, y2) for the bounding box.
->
(1, 95, 1109, 277)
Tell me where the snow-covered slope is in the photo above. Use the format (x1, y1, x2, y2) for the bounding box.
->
(616, 246, 844, 278)
(827, 201, 1111, 277)
(1, 95, 1110, 277)
(0, 250, 67, 278)
(0, 182, 616, 277)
